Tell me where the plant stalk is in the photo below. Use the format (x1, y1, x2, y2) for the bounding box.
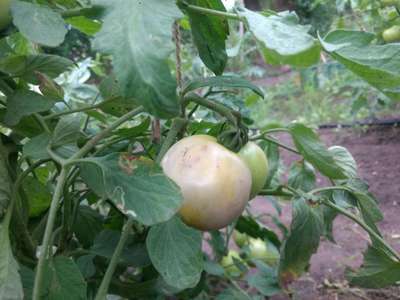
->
(262, 135, 300, 154)
(182, 2, 242, 21)
(33, 107, 144, 299)
(322, 198, 400, 261)
(94, 218, 133, 300)
(184, 93, 238, 126)
(43, 97, 116, 120)
(155, 118, 187, 164)
(32, 167, 68, 300)
(69, 106, 144, 161)
(250, 127, 290, 141)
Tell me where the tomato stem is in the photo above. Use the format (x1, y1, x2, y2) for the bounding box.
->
(261, 135, 300, 155)
(184, 93, 238, 126)
(69, 106, 144, 161)
(321, 197, 400, 262)
(43, 97, 117, 120)
(32, 107, 145, 299)
(181, 2, 243, 21)
(94, 217, 134, 300)
(32, 167, 68, 300)
(156, 118, 187, 164)
(250, 128, 290, 140)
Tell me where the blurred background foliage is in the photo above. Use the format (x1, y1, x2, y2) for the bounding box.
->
(46, 0, 400, 129)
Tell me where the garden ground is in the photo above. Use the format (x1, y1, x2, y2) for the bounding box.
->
(251, 125, 400, 300)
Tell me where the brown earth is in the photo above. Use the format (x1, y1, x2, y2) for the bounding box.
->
(249, 125, 400, 300)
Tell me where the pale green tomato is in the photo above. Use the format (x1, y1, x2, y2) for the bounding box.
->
(234, 230, 249, 248)
(238, 142, 268, 198)
(248, 238, 280, 266)
(161, 135, 252, 231)
(383, 25, 400, 43)
(220, 250, 244, 276)
(0, 0, 11, 31)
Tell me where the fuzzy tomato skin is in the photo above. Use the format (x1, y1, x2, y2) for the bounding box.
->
(161, 135, 252, 231)
(238, 142, 268, 198)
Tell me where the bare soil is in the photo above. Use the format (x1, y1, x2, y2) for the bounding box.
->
(250, 125, 400, 300)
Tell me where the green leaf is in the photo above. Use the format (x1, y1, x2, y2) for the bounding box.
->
(208, 230, 226, 259)
(98, 97, 138, 117)
(19, 265, 34, 300)
(23, 133, 51, 160)
(346, 246, 400, 288)
(278, 197, 323, 287)
(289, 123, 347, 179)
(93, 0, 182, 118)
(264, 141, 280, 189)
(146, 216, 203, 290)
(355, 191, 383, 223)
(180, 0, 228, 75)
(321, 30, 375, 51)
(79, 153, 183, 225)
(23, 176, 52, 217)
(322, 30, 400, 99)
(204, 259, 225, 276)
(238, 9, 320, 67)
(4, 90, 57, 126)
(42, 256, 87, 300)
(288, 160, 316, 192)
(329, 146, 357, 179)
(0, 110, 43, 138)
(0, 54, 73, 83)
(76, 255, 96, 279)
(0, 148, 23, 296)
(320, 203, 337, 243)
(108, 278, 165, 299)
(353, 191, 384, 241)
(65, 16, 102, 36)
(236, 216, 281, 249)
(0, 213, 24, 300)
(246, 261, 281, 297)
(91, 229, 151, 267)
(11, 1, 67, 47)
(0, 144, 12, 219)
(182, 75, 264, 98)
(216, 288, 252, 300)
(114, 117, 151, 138)
(72, 206, 103, 248)
(52, 115, 82, 147)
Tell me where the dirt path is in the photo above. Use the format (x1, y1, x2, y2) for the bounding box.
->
(250, 126, 400, 299)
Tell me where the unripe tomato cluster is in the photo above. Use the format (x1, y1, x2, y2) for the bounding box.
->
(161, 135, 268, 231)
(219, 231, 280, 277)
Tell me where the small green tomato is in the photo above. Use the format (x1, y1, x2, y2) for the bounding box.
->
(248, 238, 280, 266)
(383, 25, 400, 43)
(233, 230, 249, 248)
(220, 250, 245, 276)
(238, 142, 268, 198)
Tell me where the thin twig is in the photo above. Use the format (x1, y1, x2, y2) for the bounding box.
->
(94, 218, 134, 300)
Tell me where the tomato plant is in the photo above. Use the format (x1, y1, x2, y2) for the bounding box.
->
(0, 0, 399, 299)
